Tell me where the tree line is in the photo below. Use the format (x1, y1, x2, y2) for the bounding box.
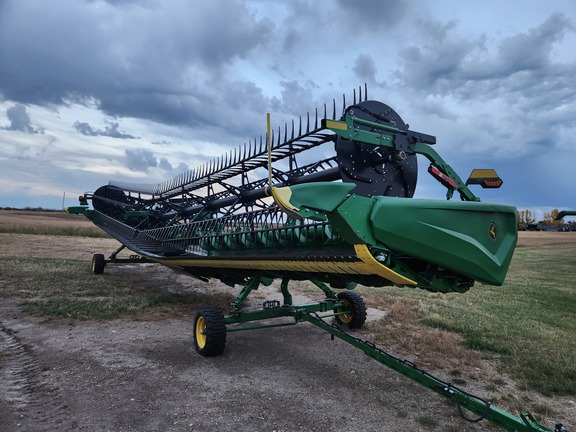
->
(517, 209, 575, 231)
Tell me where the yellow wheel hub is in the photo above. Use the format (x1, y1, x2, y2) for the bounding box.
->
(337, 299, 353, 324)
(196, 316, 207, 348)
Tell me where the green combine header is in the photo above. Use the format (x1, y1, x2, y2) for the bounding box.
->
(67, 87, 568, 432)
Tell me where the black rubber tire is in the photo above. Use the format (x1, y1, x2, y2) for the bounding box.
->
(193, 307, 226, 357)
(91, 254, 106, 275)
(335, 291, 367, 329)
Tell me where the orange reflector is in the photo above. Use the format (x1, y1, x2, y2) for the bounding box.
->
(481, 179, 503, 188)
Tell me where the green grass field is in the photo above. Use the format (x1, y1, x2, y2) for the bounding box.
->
(359, 243, 576, 397)
(0, 255, 233, 320)
(1, 210, 574, 400)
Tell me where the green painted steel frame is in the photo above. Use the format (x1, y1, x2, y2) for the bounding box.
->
(222, 277, 560, 432)
(298, 312, 557, 432)
(322, 116, 480, 201)
(225, 277, 345, 327)
(107, 244, 154, 265)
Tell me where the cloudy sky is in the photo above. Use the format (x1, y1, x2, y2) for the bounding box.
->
(0, 0, 575, 220)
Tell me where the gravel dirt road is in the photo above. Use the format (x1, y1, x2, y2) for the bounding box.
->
(0, 258, 499, 432)
(1, 221, 574, 431)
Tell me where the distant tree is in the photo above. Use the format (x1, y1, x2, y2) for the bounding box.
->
(542, 209, 563, 227)
(517, 210, 536, 225)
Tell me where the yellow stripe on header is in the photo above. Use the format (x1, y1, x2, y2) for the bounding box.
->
(324, 119, 348, 131)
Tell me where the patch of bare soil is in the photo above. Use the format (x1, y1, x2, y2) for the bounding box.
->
(0, 230, 574, 431)
(517, 231, 576, 247)
(0, 269, 501, 432)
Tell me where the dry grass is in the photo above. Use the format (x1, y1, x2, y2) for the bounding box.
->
(516, 230, 576, 247)
(363, 295, 484, 372)
(0, 209, 107, 237)
(0, 211, 234, 320)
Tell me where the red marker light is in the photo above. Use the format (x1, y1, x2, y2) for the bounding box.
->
(428, 166, 457, 189)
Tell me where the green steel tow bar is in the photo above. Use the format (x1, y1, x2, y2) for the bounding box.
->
(299, 312, 566, 432)
(222, 279, 568, 432)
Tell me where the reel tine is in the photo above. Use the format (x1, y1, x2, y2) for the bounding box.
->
(353, 88, 357, 104)
(298, 115, 302, 137)
(306, 112, 310, 134)
(277, 126, 280, 146)
(359, 85, 362, 102)
(291, 119, 295, 140)
(332, 99, 336, 119)
(364, 83, 368, 101)
(315, 107, 318, 129)
(342, 93, 346, 116)
(284, 122, 288, 142)
(324, 103, 327, 120)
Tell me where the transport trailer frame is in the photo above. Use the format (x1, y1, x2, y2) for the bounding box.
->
(193, 277, 568, 432)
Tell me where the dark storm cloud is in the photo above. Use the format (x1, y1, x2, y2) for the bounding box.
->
(73, 121, 136, 139)
(3, 103, 43, 134)
(0, 0, 273, 127)
(73, 122, 98, 136)
(334, 0, 408, 27)
(353, 54, 378, 85)
(271, 81, 315, 117)
(124, 149, 186, 174)
(158, 158, 173, 171)
(124, 148, 158, 171)
(396, 13, 575, 106)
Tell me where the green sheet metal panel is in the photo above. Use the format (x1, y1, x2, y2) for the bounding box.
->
(369, 197, 517, 286)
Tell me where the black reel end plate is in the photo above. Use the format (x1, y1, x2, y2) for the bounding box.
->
(335, 100, 417, 198)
